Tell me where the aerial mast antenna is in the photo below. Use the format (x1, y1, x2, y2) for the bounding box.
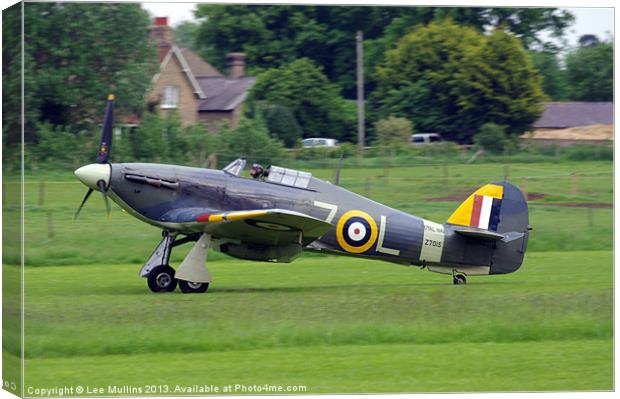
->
(356, 30, 365, 160)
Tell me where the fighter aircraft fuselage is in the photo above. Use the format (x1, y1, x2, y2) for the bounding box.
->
(105, 162, 522, 276)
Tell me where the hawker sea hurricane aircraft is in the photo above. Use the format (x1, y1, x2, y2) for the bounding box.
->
(74, 96, 530, 293)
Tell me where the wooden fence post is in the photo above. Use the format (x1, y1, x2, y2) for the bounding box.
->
(503, 164, 510, 181)
(38, 181, 45, 207)
(47, 211, 54, 238)
(571, 172, 578, 195)
(520, 176, 528, 201)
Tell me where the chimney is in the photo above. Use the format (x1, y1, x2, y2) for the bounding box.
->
(227, 53, 246, 78)
(148, 17, 174, 62)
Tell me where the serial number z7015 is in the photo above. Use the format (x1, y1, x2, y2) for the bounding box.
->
(424, 239, 442, 247)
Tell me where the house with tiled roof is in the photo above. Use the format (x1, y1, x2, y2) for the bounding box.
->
(146, 17, 256, 129)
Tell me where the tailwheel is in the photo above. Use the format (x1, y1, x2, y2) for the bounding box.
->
(147, 265, 178, 292)
(453, 274, 467, 285)
(179, 280, 209, 294)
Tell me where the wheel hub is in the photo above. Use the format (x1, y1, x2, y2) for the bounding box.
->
(187, 281, 202, 289)
(156, 272, 172, 288)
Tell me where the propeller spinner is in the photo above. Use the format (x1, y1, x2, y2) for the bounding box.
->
(73, 94, 115, 220)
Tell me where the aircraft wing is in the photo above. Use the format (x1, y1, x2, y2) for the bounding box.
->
(160, 208, 333, 246)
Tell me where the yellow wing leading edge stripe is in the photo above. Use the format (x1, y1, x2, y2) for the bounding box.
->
(447, 184, 504, 227)
(197, 210, 270, 223)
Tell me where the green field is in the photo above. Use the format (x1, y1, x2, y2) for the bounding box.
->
(2, 160, 614, 394)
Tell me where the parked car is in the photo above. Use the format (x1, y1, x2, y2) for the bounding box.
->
(410, 133, 443, 144)
(302, 138, 339, 148)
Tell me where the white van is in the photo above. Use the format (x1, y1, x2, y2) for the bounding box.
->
(410, 133, 443, 144)
(302, 138, 339, 148)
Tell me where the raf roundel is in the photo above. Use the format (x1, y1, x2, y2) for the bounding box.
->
(336, 210, 378, 254)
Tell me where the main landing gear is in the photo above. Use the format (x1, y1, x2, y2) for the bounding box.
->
(140, 232, 212, 294)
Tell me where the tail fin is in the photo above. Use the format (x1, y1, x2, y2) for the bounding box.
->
(447, 182, 530, 274)
(447, 183, 504, 231)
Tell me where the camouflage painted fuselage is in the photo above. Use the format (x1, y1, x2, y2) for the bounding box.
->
(107, 163, 528, 276)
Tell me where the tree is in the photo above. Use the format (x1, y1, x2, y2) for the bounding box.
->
(474, 123, 509, 154)
(250, 102, 303, 147)
(373, 20, 544, 142)
(3, 4, 40, 145)
(529, 51, 567, 100)
(578, 34, 600, 48)
(465, 28, 545, 136)
(174, 21, 199, 49)
(194, 5, 574, 98)
(565, 40, 613, 101)
(218, 117, 287, 166)
(483, 8, 574, 51)
(23, 3, 156, 135)
(249, 58, 356, 141)
(374, 116, 413, 151)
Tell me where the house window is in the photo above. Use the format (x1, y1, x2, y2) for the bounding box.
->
(161, 86, 179, 109)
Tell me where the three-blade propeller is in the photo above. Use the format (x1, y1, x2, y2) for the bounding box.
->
(73, 94, 115, 221)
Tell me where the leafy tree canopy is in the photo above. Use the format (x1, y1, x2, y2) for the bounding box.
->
(375, 116, 413, 150)
(249, 102, 303, 148)
(22, 3, 155, 138)
(194, 5, 574, 98)
(529, 51, 567, 101)
(173, 21, 199, 49)
(373, 20, 545, 142)
(565, 40, 613, 101)
(249, 58, 356, 141)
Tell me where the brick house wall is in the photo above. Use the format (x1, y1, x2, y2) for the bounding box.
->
(198, 107, 243, 131)
(146, 55, 198, 125)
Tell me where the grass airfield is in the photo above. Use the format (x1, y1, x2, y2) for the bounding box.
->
(3, 160, 614, 394)
(15, 251, 613, 392)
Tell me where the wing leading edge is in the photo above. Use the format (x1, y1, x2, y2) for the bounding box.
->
(160, 208, 333, 246)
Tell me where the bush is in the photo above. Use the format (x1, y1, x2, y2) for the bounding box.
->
(217, 117, 287, 167)
(563, 145, 613, 161)
(32, 123, 97, 169)
(130, 112, 186, 163)
(252, 102, 303, 148)
(185, 123, 223, 167)
(474, 123, 509, 154)
(374, 116, 413, 153)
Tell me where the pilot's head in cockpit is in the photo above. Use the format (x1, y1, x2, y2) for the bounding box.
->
(250, 164, 264, 179)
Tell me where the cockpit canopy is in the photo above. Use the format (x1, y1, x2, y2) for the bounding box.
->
(266, 166, 312, 189)
(223, 158, 312, 189)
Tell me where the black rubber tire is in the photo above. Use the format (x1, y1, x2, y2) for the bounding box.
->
(147, 265, 178, 292)
(179, 280, 209, 294)
(453, 274, 467, 285)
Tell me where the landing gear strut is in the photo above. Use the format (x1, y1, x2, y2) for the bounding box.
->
(453, 273, 467, 285)
(140, 232, 211, 293)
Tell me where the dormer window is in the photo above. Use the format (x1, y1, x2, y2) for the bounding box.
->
(161, 86, 179, 109)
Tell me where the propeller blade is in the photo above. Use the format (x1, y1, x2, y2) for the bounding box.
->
(97, 94, 115, 164)
(73, 188, 94, 221)
(97, 180, 111, 216)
